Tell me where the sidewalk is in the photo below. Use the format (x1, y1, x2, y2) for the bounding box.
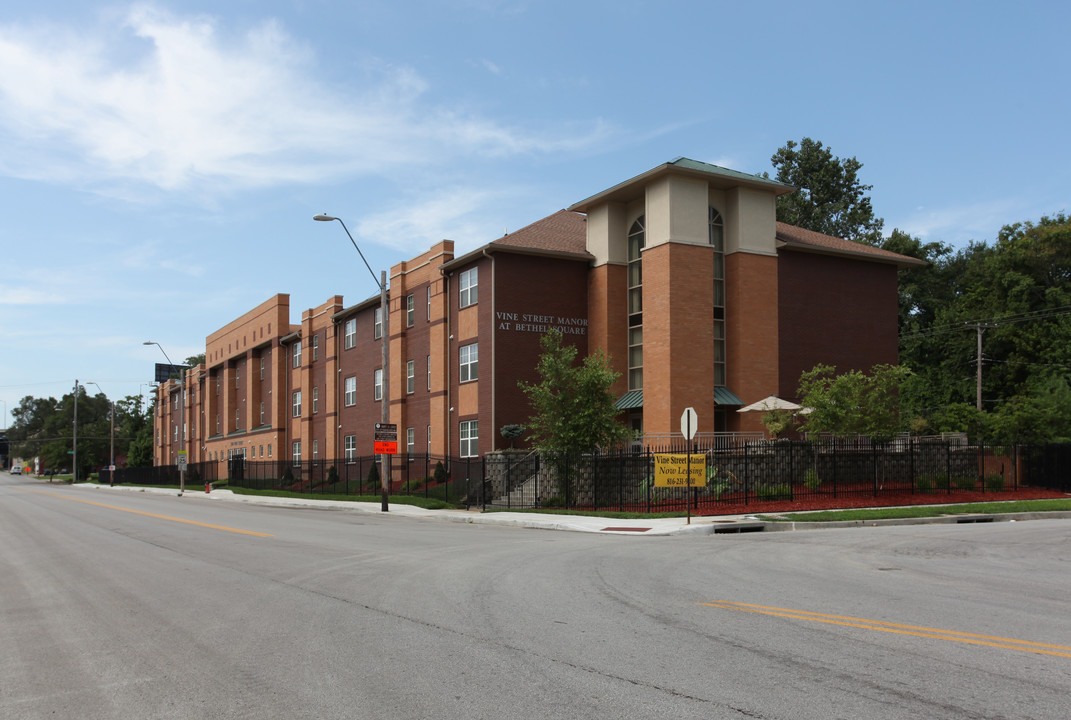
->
(69, 483, 1071, 535)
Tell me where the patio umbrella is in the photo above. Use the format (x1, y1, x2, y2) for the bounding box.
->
(736, 395, 803, 413)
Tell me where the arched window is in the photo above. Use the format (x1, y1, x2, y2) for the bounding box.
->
(627, 216, 645, 391)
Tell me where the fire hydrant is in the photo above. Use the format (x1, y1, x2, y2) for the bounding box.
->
(205, 482, 212, 493)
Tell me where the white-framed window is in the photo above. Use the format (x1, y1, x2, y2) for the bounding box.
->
(259, 445, 264, 458)
(313, 439, 319, 460)
(292, 441, 301, 465)
(235, 367, 240, 389)
(427, 424, 432, 454)
(259, 402, 265, 425)
(427, 286, 432, 320)
(407, 427, 415, 456)
(459, 267, 478, 308)
(374, 368, 383, 401)
(268, 444, 272, 458)
(344, 376, 357, 406)
(292, 391, 302, 417)
(292, 341, 302, 367)
(344, 318, 357, 349)
(173, 425, 178, 441)
(427, 354, 431, 390)
(406, 294, 415, 326)
(460, 420, 478, 458)
(216, 414, 220, 434)
(312, 387, 319, 413)
(344, 434, 356, 462)
(312, 333, 319, 361)
(374, 307, 383, 340)
(459, 343, 478, 382)
(235, 408, 240, 430)
(260, 357, 265, 380)
(406, 360, 415, 394)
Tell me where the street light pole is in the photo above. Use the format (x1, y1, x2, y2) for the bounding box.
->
(314, 213, 391, 512)
(86, 382, 115, 486)
(144, 341, 185, 494)
(73, 379, 79, 483)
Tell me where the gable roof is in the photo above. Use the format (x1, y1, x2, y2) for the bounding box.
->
(568, 157, 794, 213)
(442, 210, 591, 271)
(776, 223, 927, 269)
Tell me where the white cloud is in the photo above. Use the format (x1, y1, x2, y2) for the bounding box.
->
(891, 199, 1021, 247)
(356, 186, 504, 253)
(0, 5, 610, 197)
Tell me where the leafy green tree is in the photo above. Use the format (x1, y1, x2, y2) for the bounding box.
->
(768, 137, 884, 244)
(519, 329, 631, 454)
(184, 353, 206, 367)
(797, 364, 913, 442)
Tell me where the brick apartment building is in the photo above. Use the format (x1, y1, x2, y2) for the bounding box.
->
(153, 158, 922, 466)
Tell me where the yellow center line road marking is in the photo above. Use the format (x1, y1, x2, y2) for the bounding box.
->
(20, 489, 274, 538)
(701, 600, 1071, 658)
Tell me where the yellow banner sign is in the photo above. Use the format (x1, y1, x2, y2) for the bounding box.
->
(653, 454, 707, 487)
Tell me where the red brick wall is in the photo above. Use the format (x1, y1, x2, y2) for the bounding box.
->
(492, 253, 590, 449)
(777, 250, 900, 399)
(725, 252, 779, 434)
(587, 263, 628, 397)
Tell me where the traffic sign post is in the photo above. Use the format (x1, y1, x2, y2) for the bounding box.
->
(176, 451, 187, 496)
(373, 423, 397, 512)
(680, 408, 699, 524)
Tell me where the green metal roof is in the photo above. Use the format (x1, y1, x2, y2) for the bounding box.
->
(614, 390, 643, 410)
(714, 386, 744, 406)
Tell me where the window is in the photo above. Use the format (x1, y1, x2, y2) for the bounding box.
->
(627, 216, 645, 391)
(215, 414, 220, 434)
(427, 286, 432, 320)
(235, 408, 240, 430)
(268, 444, 272, 458)
(406, 294, 415, 326)
(344, 434, 356, 462)
(406, 360, 415, 394)
(312, 334, 319, 361)
(259, 445, 263, 458)
(292, 341, 302, 367)
(460, 420, 478, 458)
(344, 376, 356, 406)
(427, 425, 432, 454)
(459, 343, 478, 382)
(312, 386, 319, 413)
(235, 367, 240, 389)
(459, 267, 478, 308)
(259, 402, 265, 425)
(374, 369, 383, 401)
(292, 441, 301, 465)
(374, 307, 383, 339)
(710, 207, 727, 387)
(260, 357, 265, 380)
(292, 391, 302, 417)
(173, 425, 178, 442)
(427, 354, 431, 390)
(313, 440, 319, 460)
(344, 318, 357, 349)
(407, 427, 415, 456)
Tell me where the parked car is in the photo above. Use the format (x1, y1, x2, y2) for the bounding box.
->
(10, 466, 22, 475)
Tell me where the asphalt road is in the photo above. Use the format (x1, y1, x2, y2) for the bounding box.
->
(2, 474, 1069, 719)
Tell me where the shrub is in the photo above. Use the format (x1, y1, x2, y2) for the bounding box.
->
(954, 475, 977, 491)
(366, 462, 380, 492)
(985, 473, 1005, 492)
(915, 474, 935, 492)
(756, 483, 793, 501)
(282, 466, 295, 486)
(326, 465, 339, 486)
(433, 460, 447, 485)
(803, 468, 821, 491)
(710, 479, 733, 499)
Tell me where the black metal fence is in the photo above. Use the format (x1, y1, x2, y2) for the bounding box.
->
(112, 438, 1062, 513)
(482, 438, 1032, 513)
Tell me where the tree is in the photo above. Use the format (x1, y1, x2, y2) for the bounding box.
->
(184, 353, 206, 367)
(768, 137, 884, 244)
(797, 364, 913, 442)
(519, 329, 631, 454)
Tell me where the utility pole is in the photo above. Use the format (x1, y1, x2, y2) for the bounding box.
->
(975, 323, 996, 411)
(72, 379, 79, 482)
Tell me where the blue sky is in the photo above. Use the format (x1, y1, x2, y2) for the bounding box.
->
(1, 0, 1069, 427)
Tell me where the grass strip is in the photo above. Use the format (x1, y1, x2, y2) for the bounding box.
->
(759, 499, 1071, 522)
